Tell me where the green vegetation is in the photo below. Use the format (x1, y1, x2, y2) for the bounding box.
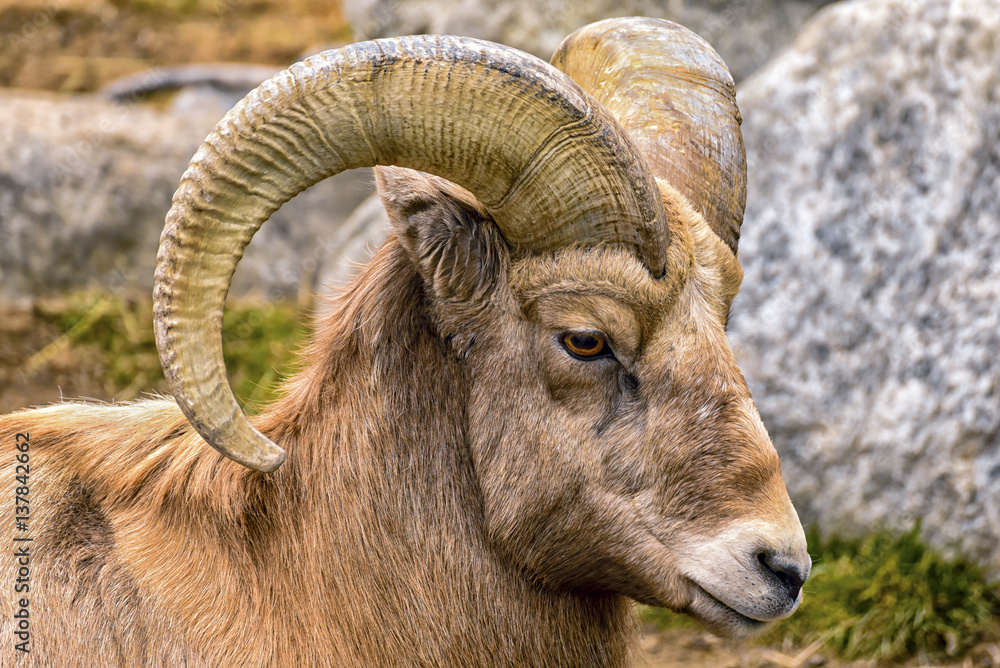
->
(29, 290, 308, 412)
(641, 525, 1000, 663)
(220, 299, 309, 411)
(767, 524, 999, 662)
(640, 602, 698, 632)
(111, 0, 206, 16)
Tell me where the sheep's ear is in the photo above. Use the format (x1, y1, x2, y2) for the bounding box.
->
(377, 166, 506, 304)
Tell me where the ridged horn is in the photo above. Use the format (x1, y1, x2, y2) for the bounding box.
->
(552, 18, 747, 253)
(154, 35, 668, 472)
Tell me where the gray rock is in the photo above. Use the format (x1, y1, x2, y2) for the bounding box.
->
(344, 0, 835, 82)
(100, 64, 283, 119)
(316, 193, 392, 298)
(100, 64, 282, 104)
(0, 90, 374, 301)
(730, 0, 1000, 572)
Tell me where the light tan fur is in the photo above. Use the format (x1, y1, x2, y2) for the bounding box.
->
(1, 169, 802, 666)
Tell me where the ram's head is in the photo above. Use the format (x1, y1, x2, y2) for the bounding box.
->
(153, 18, 809, 636)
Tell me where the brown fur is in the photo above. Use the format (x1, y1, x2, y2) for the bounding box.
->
(0, 168, 790, 666)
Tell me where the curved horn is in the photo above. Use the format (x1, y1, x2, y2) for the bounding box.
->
(551, 18, 746, 253)
(154, 35, 668, 472)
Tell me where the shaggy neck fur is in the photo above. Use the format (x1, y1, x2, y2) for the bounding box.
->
(249, 237, 632, 666)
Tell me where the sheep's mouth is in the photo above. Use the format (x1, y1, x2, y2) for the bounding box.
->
(686, 582, 770, 638)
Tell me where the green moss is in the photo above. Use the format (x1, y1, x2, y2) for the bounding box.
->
(641, 524, 1000, 663)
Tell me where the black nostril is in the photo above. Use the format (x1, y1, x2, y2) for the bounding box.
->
(758, 551, 807, 600)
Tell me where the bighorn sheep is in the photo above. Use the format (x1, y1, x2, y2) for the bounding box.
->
(1, 18, 809, 667)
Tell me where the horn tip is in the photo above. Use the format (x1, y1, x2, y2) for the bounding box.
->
(252, 444, 287, 473)
(222, 427, 287, 473)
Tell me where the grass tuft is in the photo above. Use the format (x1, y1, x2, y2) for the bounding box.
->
(765, 524, 999, 662)
(641, 524, 1000, 663)
(34, 290, 308, 412)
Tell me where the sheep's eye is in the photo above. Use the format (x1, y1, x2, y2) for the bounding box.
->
(562, 332, 609, 359)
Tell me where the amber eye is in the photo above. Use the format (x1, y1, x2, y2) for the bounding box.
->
(561, 332, 609, 359)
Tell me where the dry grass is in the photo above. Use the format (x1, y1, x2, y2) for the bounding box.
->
(0, 291, 307, 414)
(0, 0, 352, 92)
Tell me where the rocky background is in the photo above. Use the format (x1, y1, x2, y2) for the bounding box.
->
(0, 90, 373, 301)
(729, 0, 1000, 575)
(346, 0, 836, 83)
(1, 0, 998, 578)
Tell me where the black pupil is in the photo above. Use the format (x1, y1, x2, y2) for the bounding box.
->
(570, 334, 602, 354)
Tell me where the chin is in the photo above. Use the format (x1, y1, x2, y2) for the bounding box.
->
(684, 584, 774, 638)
